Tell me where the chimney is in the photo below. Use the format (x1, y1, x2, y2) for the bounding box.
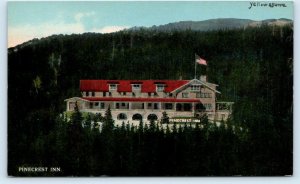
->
(200, 75, 207, 82)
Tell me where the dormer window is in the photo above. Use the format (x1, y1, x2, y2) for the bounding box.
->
(132, 84, 141, 90)
(109, 84, 117, 91)
(156, 84, 165, 92)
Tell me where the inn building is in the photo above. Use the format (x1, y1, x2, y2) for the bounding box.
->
(65, 76, 233, 125)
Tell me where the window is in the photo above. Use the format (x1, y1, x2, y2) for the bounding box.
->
(100, 102, 105, 109)
(165, 103, 173, 110)
(196, 92, 201, 98)
(89, 102, 93, 109)
(196, 103, 205, 111)
(147, 114, 158, 121)
(103, 92, 106, 97)
(148, 103, 152, 107)
(132, 92, 136, 97)
(204, 103, 212, 110)
(121, 103, 126, 107)
(132, 114, 143, 121)
(176, 104, 182, 111)
(183, 103, 192, 111)
(200, 93, 212, 98)
(191, 85, 201, 91)
(154, 103, 159, 109)
(86, 91, 89, 97)
(109, 84, 117, 91)
(116, 103, 120, 109)
(123, 92, 126, 96)
(95, 102, 99, 106)
(117, 113, 127, 120)
(206, 93, 212, 98)
(132, 84, 141, 90)
(109, 92, 112, 97)
(182, 93, 188, 98)
(148, 92, 151, 97)
(156, 85, 165, 92)
(91, 91, 95, 97)
(169, 93, 173, 97)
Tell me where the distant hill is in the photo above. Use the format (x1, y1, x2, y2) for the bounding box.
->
(128, 18, 293, 32)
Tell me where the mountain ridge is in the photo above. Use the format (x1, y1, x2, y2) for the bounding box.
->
(9, 18, 293, 49)
(127, 18, 293, 32)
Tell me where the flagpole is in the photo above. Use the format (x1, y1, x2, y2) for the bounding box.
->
(194, 57, 197, 79)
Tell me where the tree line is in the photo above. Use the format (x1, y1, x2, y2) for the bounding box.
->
(12, 103, 290, 176)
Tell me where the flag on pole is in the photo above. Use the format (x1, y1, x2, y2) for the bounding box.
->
(195, 54, 207, 66)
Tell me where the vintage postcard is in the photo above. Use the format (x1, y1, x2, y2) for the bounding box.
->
(7, 1, 293, 176)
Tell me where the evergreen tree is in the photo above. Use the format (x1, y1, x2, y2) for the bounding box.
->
(161, 111, 170, 124)
(66, 101, 86, 175)
(102, 105, 114, 132)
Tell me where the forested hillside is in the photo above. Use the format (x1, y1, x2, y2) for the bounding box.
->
(131, 18, 292, 32)
(8, 25, 293, 176)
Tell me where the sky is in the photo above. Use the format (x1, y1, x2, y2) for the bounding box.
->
(7, 1, 294, 47)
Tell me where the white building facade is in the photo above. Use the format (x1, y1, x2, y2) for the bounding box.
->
(65, 77, 233, 126)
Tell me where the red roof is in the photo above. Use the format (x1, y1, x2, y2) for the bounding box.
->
(82, 97, 201, 103)
(80, 80, 189, 93)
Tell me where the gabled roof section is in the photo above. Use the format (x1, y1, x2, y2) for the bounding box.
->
(80, 80, 190, 93)
(170, 79, 221, 94)
(64, 97, 89, 102)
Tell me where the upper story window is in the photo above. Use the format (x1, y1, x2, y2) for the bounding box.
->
(91, 92, 95, 97)
(196, 92, 212, 98)
(182, 93, 189, 98)
(132, 84, 141, 90)
(156, 84, 165, 92)
(85, 91, 89, 97)
(200, 93, 212, 98)
(109, 84, 117, 91)
(191, 85, 201, 91)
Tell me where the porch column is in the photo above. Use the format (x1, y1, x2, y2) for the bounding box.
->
(66, 101, 69, 111)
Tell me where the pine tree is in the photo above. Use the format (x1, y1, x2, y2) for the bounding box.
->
(101, 105, 116, 175)
(70, 101, 83, 127)
(161, 111, 170, 124)
(67, 101, 85, 175)
(102, 105, 114, 132)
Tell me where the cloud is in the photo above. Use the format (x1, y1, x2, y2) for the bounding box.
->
(74, 12, 95, 22)
(8, 9, 129, 48)
(90, 26, 130, 33)
(8, 21, 85, 47)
